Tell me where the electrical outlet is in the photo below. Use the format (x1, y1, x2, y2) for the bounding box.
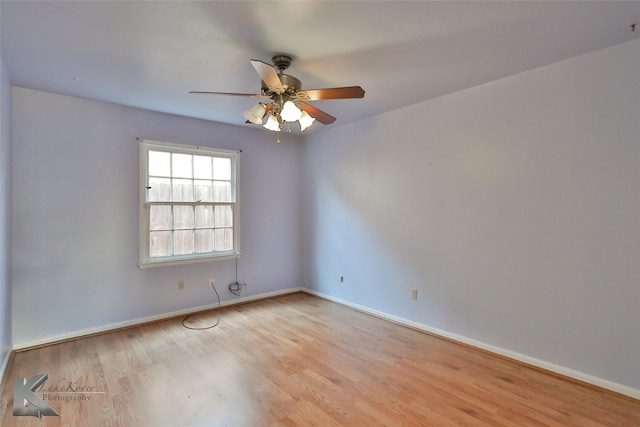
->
(339, 275, 344, 283)
(411, 288, 418, 300)
(178, 280, 185, 290)
(209, 277, 215, 288)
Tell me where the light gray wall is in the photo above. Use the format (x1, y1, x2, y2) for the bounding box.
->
(302, 39, 640, 391)
(8, 36, 639, 395)
(11, 88, 303, 346)
(0, 55, 13, 375)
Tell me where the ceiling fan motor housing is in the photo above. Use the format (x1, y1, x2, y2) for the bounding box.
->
(261, 74, 301, 95)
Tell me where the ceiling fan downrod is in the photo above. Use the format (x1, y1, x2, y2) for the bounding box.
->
(272, 55, 292, 73)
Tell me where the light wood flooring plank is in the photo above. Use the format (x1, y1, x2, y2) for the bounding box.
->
(1, 293, 638, 426)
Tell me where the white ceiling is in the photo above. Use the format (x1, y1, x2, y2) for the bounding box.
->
(2, 1, 639, 134)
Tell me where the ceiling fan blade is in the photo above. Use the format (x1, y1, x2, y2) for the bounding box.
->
(189, 91, 270, 98)
(296, 86, 365, 101)
(296, 102, 336, 124)
(250, 59, 284, 93)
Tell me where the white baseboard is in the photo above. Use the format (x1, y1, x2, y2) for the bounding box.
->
(13, 287, 305, 351)
(303, 289, 640, 400)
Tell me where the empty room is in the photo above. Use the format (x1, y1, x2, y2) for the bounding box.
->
(1, 1, 639, 426)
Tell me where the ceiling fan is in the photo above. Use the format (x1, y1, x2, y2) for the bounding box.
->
(190, 55, 365, 137)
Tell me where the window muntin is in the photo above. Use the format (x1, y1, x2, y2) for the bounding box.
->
(139, 139, 239, 268)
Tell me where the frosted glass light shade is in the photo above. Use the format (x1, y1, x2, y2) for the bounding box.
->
(298, 110, 316, 131)
(263, 112, 281, 131)
(280, 100, 302, 122)
(243, 103, 266, 125)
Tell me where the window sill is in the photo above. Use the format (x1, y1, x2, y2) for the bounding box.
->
(138, 252, 240, 269)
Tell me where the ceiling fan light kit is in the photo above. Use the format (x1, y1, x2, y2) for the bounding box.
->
(280, 100, 302, 122)
(243, 103, 266, 125)
(191, 55, 365, 141)
(264, 112, 282, 132)
(298, 111, 315, 132)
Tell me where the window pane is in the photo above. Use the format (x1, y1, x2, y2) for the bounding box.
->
(173, 206, 194, 229)
(213, 157, 231, 180)
(149, 205, 172, 231)
(172, 179, 194, 202)
(174, 230, 194, 255)
(214, 228, 233, 251)
(149, 151, 171, 177)
(148, 177, 171, 202)
(214, 205, 233, 228)
(194, 180, 213, 202)
(195, 205, 214, 228)
(193, 155, 212, 179)
(150, 231, 172, 257)
(141, 141, 238, 266)
(172, 153, 192, 178)
(195, 229, 214, 253)
(213, 181, 231, 202)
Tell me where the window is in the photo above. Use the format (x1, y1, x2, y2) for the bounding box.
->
(139, 139, 240, 268)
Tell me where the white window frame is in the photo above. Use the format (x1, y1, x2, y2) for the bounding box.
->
(138, 139, 240, 269)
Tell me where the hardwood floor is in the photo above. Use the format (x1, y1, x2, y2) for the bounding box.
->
(1, 292, 638, 426)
